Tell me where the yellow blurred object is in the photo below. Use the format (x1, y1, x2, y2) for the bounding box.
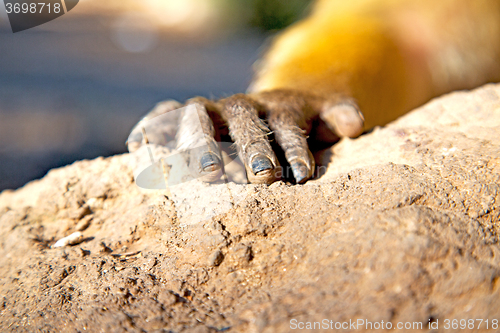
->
(250, 0, 500, 129)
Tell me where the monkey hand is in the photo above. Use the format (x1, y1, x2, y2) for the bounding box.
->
(127, 90, 364, 185)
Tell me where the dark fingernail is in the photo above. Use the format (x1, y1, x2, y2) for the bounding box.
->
(200, 152, 221, 172)
(251, 155, 273, 174)
(291, 161, 310, 184)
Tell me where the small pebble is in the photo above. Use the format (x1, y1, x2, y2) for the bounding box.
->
(209, 250, 224, 266)
(75, 215, 93, 231)
(100, 242, 113, 253)
(86, 197, 104, 210)
(79, 248, 91, 257)
(53, 232, 84, 248)
(69, 205, 91, 220)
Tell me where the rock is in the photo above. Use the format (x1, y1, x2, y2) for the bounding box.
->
(75, 215, 93, 231)
(52, 232, 84, 248)
(0, 84, 499, 332)
(209, 250, 224, 267)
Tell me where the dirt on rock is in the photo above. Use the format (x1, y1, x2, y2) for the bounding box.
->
(1, 84, 500, 332)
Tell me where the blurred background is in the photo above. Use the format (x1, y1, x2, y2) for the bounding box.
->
(0, 0, 312, 191)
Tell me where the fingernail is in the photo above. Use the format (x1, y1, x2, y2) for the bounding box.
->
(291, 161, 310, 183)
(200, 152, 221, 172)
(251, 155, 273, 174)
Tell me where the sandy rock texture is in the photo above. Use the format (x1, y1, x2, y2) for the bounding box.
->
(0, 84, 500, 332)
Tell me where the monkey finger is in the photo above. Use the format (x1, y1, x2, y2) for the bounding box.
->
(219, 94, 279, 184)
(176, 99, 224, 182)
(320, 100, 364, 138)
(271, 123, 315, 184)
(255, 91, 315, 183)
(126, 100, 183, 153)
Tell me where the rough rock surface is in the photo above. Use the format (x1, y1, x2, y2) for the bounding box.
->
(1, 84, 500, 332)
